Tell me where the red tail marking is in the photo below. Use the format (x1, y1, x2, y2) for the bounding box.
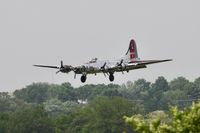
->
(130, 40, 135, 53)
(130, 40, 136, 60)
(130, 54, 135, 59)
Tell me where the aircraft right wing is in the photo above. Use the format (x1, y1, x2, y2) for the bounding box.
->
(33, 65, 59, 69)
(33, 61, 74, 74)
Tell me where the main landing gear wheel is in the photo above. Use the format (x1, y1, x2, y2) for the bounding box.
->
(81, 75, 87, 83)
(109, 73, 114, 82)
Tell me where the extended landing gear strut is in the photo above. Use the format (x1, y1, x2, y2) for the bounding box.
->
(81, 75, 87, 83)
(109, 73, 114, 82)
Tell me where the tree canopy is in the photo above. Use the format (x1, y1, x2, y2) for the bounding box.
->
(0, 76, 200, 132)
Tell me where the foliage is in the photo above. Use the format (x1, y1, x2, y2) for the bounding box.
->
(61, 96, 144, 133)
(1, 76, 200, 132)
(124, 101, 200, 133)
(43, 98, 79, 117)
(13, 77, 197, 112)
(14, 82, 50, 104)
(0, 113, 9, 133)
(0, 106, 55, 133)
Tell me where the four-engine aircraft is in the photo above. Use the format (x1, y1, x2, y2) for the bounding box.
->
(34, 39, 172, 83)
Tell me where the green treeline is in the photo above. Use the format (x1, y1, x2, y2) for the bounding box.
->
(124, 102, 200, 133)
(0, 76, 200, 133)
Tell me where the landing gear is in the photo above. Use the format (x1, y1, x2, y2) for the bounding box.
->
(109, 73, 114, 82)
(81, 75, 87, 83)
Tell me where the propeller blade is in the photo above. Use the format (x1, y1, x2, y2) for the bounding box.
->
(33, 65, 59, 69)
(56, 70, 60, 74)
(61, 60, 64, 68)
(103, 72, 107, 77)
(101, 62, 106, 69)
(116, 59, 123, 66)
(120, 59, 123, 65)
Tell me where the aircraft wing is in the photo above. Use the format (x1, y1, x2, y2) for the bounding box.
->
(104, 59, 172, 73)
(134, 59, 172, 65)
(33, 65, 59, 69)
(105, 63, 146, 73)
(33, 61, 74, 74)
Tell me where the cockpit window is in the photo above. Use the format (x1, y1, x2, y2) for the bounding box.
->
(89, 58, 98, 63)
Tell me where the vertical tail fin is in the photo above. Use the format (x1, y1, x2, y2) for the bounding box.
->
(125, 39, 139, 63)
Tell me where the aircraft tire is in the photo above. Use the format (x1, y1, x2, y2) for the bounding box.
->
(109, 74, 114, 82)
(81, 75, 87, 83)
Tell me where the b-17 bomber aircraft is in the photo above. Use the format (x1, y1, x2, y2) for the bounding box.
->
(34, 39, 172, 83)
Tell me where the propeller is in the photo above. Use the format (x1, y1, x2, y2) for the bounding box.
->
(56, 60, 65, 74)
(101, 62, 107, 70)
(119, 59, 124, 66)
(101, 62, 108, 77)
(116, 59, 126, 74)
(57, 61, 74, 74)
(116, 59, 123, 67)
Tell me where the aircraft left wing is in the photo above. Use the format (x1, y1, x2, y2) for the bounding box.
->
(134, 59, 172, 66)
(104, 59, 172, 73)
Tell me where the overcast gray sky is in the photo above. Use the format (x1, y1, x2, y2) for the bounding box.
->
(0, 0, 200, 92)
